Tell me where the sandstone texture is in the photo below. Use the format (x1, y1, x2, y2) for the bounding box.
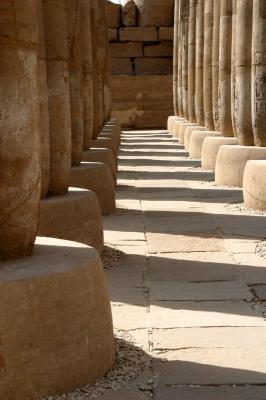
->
(243, 160, 266, 211)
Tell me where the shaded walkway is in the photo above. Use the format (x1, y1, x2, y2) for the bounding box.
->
(103, 130, 266, 399)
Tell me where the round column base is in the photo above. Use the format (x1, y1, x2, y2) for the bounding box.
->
(184, 126, 206, 150)
(70, 162, 116, 214)
(100, 126, 120, 149)
(215, 145, 266, 188)
(189, 131, 221, 159)
(92, 137, 118, 163)
(201, 137, 239, 170)
(243, 160, 266, 210)
(178, 122, 199, 144)
(82, 148, 116, 183)
(171, 118, 186, 137)
(0, 237, 115, 399)
(167, 116, 183, 134)
(38, 188, 104, 252)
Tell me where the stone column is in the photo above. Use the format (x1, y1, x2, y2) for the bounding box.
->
(231, 0, 237, 136)
(43, 0, 72, 194)
(134, 0, 174, 27)
(252, 0, 266, 146)
(0, 1, 40, 260)
(102, 0, 113, 122)
(66, 0, 84, 165)
(195, 0, 205, 126)
(203, 0, 215, 130)
(37, 0, 50, 198)
(173, 0, 179, 115)
(91, 0, 103, 138)
(212, 0, 220, 131)
(181, 0, 189, 120)
(188, 0, 197, 122)
(177, 1, 184, 117)
(234, 0, 254, 145)
(81, 0, 94, 150)
(219, 0, 233, 136)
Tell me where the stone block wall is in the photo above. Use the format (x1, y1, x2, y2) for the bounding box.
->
(106, 0, 174, 128)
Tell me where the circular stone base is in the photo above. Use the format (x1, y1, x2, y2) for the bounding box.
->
(179, 122, 199, 144)
(0, 237, 115, 400)
(100, 127, 120, 149)
(92, 137, 118, 162)
(70, 162, 116, 214)
(82, 148, 117, 183)
(201, 137, 239, 170)
(38, 188, 104, 252)
(243, 160, 266, 210)
(167, 116, 184, 134)
(189, 131, 221, 159)
(105, 121, 121, 145)
(171, 118, 186, 137)
(184, 126, 206, 150)
(215, 145, 266, 188)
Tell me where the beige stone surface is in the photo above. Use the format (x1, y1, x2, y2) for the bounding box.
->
(195, 0, 204, 126)
(212, 0, 221, 131)
(82, 148, 117, 183)
(189, 130, 221, 159)
(119, 27, 158, 42)
(121, 0, 136, 26)
(215, 145, 266, 188)
(0, 237, 115, 399)
(243, 160, 266, 211)
(0, 0, 40, 260)
(70, 162, 116, 214)
(184, 125, 205, 150)
(38, 188, 104, 252)
(134, 0, 174, 27)
(201, 136, 239, 170)
(106, 0, 121, 28)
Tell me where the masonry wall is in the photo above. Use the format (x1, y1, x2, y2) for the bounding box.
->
(106, 0, 174, 128)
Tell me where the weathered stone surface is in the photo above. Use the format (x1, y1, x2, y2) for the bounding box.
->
(0, 237, 115, 399)
(135, 58, 172, 75)
(0, 0, 40, 260)
(252, 0, 266, 146)
(37, 0, 50, 198)
(159, 27, 174, 41)
(215, 145, 266, 187)
(66, 0, 84, 165)
(195, 0, 204, 126)
(203, 0, 214, 130)
(153, 348, 266, 385)
(189, 130, 221, 159)
(184, 125, 206, 151)
(106, 0, 121, 28)
(119, 27, 158, 42)
(181, 1, 189, 119)
(82, 148, 117, 183)
(150, 301, 266, 328)
(110, 42, 143, 57)
(154, 386, 266, 400)
(38, 188, 104, 252)
(188, 0, 197, 122)
(108, 28, 118, 42)
(243, 160, 266, 211)
(134, 0, 174, 27)
(111, 304, 147, 330)
(121, 0, 136, 27)
(144, 42, 173, 57)
(212, 0, 221, 130)
(201, 136, 238, 170)
(150, 281, 252, 301)
(111, 57, 134, 75)
(43, 0, 72, 195)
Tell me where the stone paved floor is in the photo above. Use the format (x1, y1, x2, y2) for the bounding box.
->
(102, 129, 266, 399)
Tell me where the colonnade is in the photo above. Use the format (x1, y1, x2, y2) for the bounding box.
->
(169, 0, 266, 210)
(0, 1, 119, 398)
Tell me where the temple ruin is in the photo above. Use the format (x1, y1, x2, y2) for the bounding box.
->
(0, 0, 266, 399)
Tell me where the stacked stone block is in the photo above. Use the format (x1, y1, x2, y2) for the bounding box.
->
(106, 0, 174, 128)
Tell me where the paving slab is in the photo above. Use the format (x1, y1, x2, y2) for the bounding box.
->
(153, 348, 266, 385)
(253, 285, 266, 300)
(150, 301, 266, 328)
(154, 386, 266, 400)
(146, 233, 225, 253)
(153, 327, 266, 349)
(149, 281, 252, 301)
(111, 304, 148, 330)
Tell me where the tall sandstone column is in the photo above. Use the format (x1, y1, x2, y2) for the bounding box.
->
(38, 0, 50, 198)
(212, 0, 220, 130)
(181, 1, 189, 120)
(195, 0, 205, 126)
(252, 0, 266, 146)
(177, 1, 184, 117)
(173, 0, 179, 115)
(0, 1, 40, 260)
(43, 0, 72, 194)
(203, 0, 214, 130)
(188, 0, 197, 122)
(219, 0, 233, 136)
(66, 0, 84, 165)
(231, 0, 237, 135)
(234, 0, 254, 145)
(81, 0, 94, 150)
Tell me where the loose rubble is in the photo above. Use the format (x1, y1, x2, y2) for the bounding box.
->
(101, 246, 125, 269)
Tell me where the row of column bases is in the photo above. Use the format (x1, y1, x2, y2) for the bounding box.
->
(168, 0, 266, 211)
(0, 1, 119, 398)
